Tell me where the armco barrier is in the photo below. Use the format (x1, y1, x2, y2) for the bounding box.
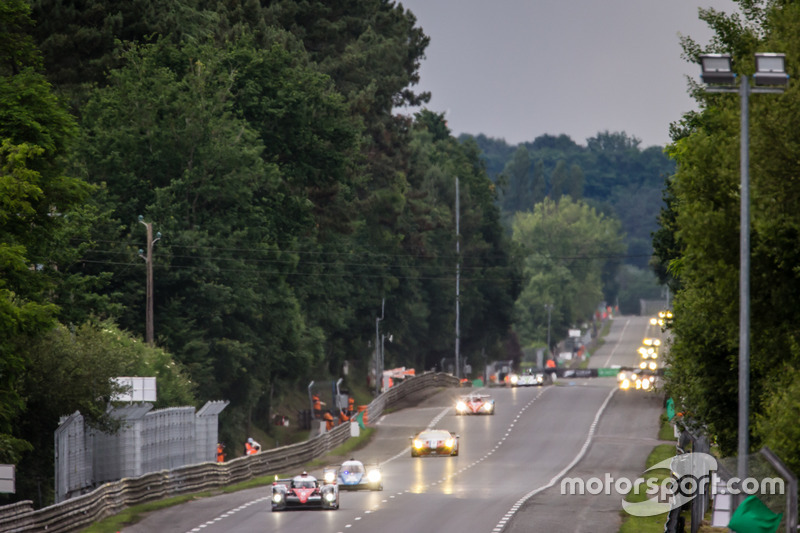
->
(0, 372, 459, 533)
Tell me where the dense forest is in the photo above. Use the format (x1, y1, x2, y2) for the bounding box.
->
(652, 0, 800, 472)
(1, 0, 667, 506)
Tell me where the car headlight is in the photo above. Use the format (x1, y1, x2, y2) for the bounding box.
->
(367, 469, 381, 483)
(620, 379, 630, 390)
(456, 401, 467, 412)
(413, 439, 424, 449)
(483, 402, 493, 412)
(323, 471, 336, 483)
(641, 378, 652, 390)
(445, 438, 455, 448)
(510, 374, 519, 384)
(324, 492, 336, 502)
(649, 362, 657, 371)
(639, 361, 647, 369)
(273, 492, 283, 503)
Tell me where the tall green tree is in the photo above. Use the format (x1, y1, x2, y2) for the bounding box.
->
(501, 145, 531, 212)
(512, 197, 625, 347)
(0, 0, 99, 464)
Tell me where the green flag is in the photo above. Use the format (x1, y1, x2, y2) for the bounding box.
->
(353, 411, 366, 429)
(728, 495, 782, 533)
(666, 397, 676, 421)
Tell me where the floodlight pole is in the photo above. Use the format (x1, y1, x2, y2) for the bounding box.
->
(737, 74, 751, 486)
(701, 57, 786, 487)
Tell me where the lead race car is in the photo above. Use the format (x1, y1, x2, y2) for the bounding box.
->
(271, 471, 339, 511)
(455, 393, 495, 415)
(508, 369, 548, 387)
(326, 459, 383, 491)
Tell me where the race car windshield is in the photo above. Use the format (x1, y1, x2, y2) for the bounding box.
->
(342, 463, 364, 474)
(421, 431, 450, 440)
(293, 480, 316, 488)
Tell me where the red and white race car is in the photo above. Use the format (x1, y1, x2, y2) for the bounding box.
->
(271, 472, 339, 511)
(455, 393, 495, 415)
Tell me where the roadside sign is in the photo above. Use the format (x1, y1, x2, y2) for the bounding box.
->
(0, 464, 15, 493)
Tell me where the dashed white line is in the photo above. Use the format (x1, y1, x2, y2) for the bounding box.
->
(489, 387, 617, 532)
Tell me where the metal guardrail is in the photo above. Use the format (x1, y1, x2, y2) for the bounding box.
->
(0, 372, 459, 533)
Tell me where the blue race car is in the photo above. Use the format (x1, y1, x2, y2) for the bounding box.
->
(328, 459, 383, 491)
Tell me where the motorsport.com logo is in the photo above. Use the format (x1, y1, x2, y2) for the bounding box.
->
(560, 452, 784, 516)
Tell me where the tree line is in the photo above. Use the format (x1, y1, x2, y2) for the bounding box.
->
(469, 131, 673, 314)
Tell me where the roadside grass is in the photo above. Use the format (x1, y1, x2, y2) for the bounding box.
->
(81, 427, 377, 533)
(658, 414, 677, 441)
(618, 443, 676, 533)
(80, 493, 213, 533)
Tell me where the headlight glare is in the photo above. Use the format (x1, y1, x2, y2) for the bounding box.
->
(273, 492, 282, 503)
(367, 469, 381, 483)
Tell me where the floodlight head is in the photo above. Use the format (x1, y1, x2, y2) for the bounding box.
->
(138, 215, 144, 221)
(700, 54, 736, 85)
(754, 52, 788, 86)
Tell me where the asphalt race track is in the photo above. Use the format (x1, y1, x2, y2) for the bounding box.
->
(122, 315, 668, 533)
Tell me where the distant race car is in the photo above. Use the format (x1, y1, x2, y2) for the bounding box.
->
(455, 393, 495, 415)
(617, 369, 655, 391)
(508, 370, 548, 387)
(410, 429, 460, 457)
(328, 459, 383, 491)
(271, 471, 339, 511)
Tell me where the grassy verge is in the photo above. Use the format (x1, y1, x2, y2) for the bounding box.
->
(658, 414, 677, 441)
(618, 443, 676, 533)
(81, 493, 214, 533)
(82, 427, 377, 533)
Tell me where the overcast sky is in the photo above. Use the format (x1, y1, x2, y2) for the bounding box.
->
(397, 0, 738, 148)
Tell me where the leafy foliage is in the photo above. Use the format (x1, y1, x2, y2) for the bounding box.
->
(511, 197, 626, 348)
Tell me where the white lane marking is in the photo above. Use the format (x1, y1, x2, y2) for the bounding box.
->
(490, 387, 617, 532)
(185, 497, 269, 533)
(602, 318, 631, 367)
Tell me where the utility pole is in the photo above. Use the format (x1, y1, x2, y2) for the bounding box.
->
(138, 216, 161, 346)
(455, 177, 461, 379)
(545, 303, 554, 357)
(375, 298, 384, 396)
